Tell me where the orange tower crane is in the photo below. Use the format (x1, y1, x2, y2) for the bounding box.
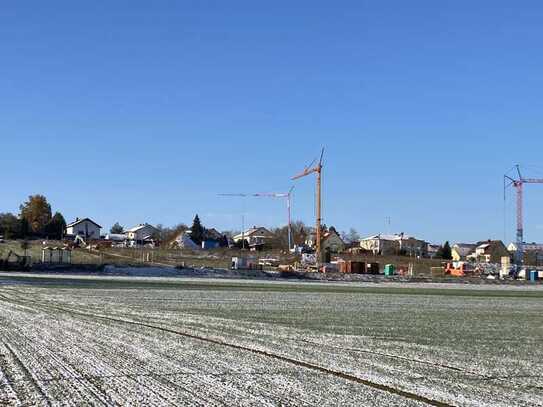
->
(292, 148, 324, 268)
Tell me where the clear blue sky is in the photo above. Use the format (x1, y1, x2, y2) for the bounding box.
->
(2, 1, 543, 244)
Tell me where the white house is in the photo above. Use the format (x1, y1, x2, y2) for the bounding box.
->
(360, 234, 398, 255)
(305, 229, 346, 253)
(360, 233, 427, 256)
(427, 244, 441, 259)
(104, 233, 128, 244)
(171, 231, 200, 250)
(125, 224, 159, 244)
(65, 218, 102, 240)
(508, 242, 543, 253)
(233, 226, 274, 248)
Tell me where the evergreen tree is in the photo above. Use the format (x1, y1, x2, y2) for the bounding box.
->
(110, 222, 124, 234)
(218, 234, 229, 248)
(44, 212, 67, 240)
(20, 240, 30, 257)
(0, 213, 20, 239)
(19, 217, 31, 239)
(190, 214, 205, 245)
(441, 241, 452, 260)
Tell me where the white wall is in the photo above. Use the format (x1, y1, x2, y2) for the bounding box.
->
(128, 225, 157, 241)
(66, 221, 100, 239)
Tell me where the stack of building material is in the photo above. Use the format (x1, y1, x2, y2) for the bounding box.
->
(366, 262, 380, 275)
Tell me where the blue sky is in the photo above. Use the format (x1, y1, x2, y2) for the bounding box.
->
(2, 1, 543, 243)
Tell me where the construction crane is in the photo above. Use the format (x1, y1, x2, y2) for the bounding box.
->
(292, 148, 324, 268)
(504, 165, 543, 264)
(254, 186, 295, 251)
(217, 193, 251, 249)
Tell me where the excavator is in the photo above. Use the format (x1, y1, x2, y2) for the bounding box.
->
(0, 250, 32, 270)
(444, 261, 476, 277)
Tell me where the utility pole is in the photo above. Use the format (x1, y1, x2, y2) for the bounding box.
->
(292, 148, 325, 269)
(218, 193, 249, 250)
(504, 165, 543, 264)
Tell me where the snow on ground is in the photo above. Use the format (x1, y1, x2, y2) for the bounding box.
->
(2, 269, 543, 291)
(0, 277, 542, 406)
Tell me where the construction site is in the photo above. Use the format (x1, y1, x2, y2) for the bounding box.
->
(1, 153, 542, 285)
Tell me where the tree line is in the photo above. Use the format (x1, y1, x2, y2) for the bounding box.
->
(0, 195, 66, 240)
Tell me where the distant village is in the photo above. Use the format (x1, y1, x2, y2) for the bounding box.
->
(65, 217, 537, 265)
(0, 195, 543, 276)
(1, 195, 542, 276)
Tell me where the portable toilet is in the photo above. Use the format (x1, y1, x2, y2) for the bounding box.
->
(384, 264, 395, 277)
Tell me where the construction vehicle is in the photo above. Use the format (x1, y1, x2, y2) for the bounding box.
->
(0, 250, 32, 271)
(444, 262, 475, 277)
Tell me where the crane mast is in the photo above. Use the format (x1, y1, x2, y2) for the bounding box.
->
(254, 187, 295, 251)
(504, 165, 543, 264)
(292, 149, 324, 269)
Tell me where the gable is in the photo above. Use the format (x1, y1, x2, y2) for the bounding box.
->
(66, 218, 102, 229)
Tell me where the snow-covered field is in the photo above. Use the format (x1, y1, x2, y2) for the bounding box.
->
(0, 275, 542, 406)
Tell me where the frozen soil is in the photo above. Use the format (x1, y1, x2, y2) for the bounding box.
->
(0, 275, 542, 406)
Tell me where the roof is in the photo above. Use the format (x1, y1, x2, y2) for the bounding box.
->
(233, 227, 272, 240)
(173, 232, 200, 249)
(475, 240, 505, 249)
(126, 223, 158, 233)
(105, 234, 127, 241)
(452, 243, 477, 256)
(66, 218, 102, 229)
(360, 233, 417, 242)
(322, 230, 345, 244)
(361, 234, 395, 241)
(454, 243, 477, 249)
(205, 228, 223, 240)
(510, 242, 543, 251)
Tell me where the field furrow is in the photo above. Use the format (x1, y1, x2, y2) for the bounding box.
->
(0, 277, 542, 406)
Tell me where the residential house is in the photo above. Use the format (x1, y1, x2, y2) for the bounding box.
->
(322, 230, 346, 253)
(426, 244, 441, 259)
(468, 240, 509, 264)
(125, 223, 159, 246)
(201, 228, 224, 249)
(508, 242, 543, 253)
(397, 234, 428, 257)
(233, 226, 274, 250)
(205, 228, 223, 241)
(171, 231, 200, 250)
(508, 242, 543, 266)
(360, 234, 398, 255)
(451, 243, 477, 261)
(359, 233, 427, 256)
(306, 229, 346, 253)
(104, 233, 128, 247)
(65, 218, 102, 241)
